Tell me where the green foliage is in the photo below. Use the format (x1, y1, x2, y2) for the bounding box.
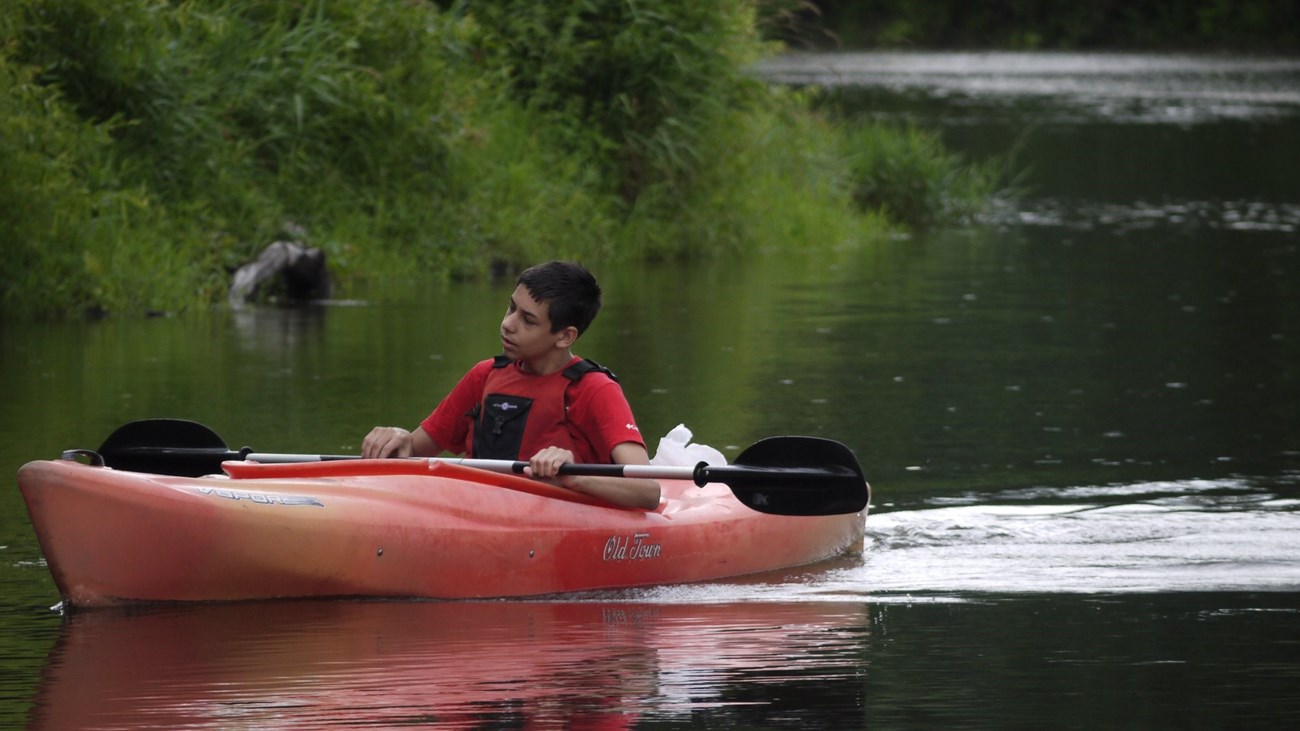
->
(622, 85, 880, 258)
(0, 47, 214, 316)
(3, 0, 997, 318)
(13, 0, 475, 267)
(841, 121, 1011, 228)
(469, 0, 770, 210)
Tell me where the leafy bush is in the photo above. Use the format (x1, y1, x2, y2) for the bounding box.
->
(0, 49, 213, 316)
(468, 0, 769, 210)
(14, 0, 471, 263)
(842, 121, 1011, 228)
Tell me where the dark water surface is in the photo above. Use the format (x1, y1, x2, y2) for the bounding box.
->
(4, 51, 1300, 728)
(16, 595, 1300, 729)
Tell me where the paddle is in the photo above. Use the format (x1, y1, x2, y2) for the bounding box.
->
(89, 419, 869, 516)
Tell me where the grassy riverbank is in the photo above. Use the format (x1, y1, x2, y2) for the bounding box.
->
(2, 0, 1002, 318)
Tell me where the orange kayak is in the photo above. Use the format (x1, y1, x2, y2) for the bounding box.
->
(18, 457, 866, 607)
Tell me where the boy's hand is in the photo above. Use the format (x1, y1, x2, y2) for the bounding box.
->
(525, 446, 576, 480)
(362, 426, 413, 459)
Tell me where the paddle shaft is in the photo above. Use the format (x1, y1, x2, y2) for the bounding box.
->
(244, 452, 814, 488)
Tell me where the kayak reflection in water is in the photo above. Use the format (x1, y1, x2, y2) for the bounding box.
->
(362, 260, 661, 510)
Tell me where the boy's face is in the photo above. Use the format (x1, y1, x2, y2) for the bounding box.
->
(501, 284, 571, 364)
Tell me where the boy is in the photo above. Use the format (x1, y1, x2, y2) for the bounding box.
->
(362, 261, 661, 510)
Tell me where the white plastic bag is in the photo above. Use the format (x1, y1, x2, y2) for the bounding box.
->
(649, 424, 727, 467)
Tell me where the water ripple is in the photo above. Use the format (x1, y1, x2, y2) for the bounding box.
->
(855, 479, 1300, 594)
(983, 198, 1300, 234)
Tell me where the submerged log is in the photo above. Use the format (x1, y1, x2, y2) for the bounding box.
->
(228, 241, 331, 306)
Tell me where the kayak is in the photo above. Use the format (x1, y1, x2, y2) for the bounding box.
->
(18, 453, 867, 607)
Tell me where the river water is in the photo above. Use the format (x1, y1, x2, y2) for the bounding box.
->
(3, 52, 1299, 728)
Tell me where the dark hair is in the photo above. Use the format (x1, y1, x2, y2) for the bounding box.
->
(517, 260, 602, 335)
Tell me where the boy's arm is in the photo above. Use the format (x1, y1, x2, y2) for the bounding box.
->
(527, 442, 662, 510)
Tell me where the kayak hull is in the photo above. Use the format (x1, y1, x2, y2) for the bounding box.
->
(18, 458, 866, 607)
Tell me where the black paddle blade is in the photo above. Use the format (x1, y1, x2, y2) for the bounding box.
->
(98, 419, 239, 477)
(705, 436, 870, 516)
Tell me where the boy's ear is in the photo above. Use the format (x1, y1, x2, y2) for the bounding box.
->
(555, 325, 580, 349)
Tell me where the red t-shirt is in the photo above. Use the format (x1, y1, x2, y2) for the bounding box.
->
(420, 357, 645, 463)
